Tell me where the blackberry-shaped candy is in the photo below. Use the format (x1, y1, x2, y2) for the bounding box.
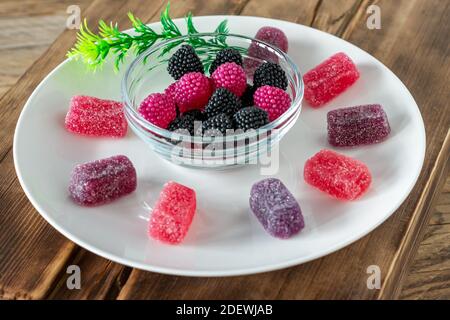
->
(167, 114, 196, 135)
(202, 113, 233, 135)
(209, 48, 243, 74)
(184, 109, 206, 121)
(167, 45, 204, 80)
(253, 62, 288, 90)
(234, 107, 269, 131)
(240, 84, 256, 107)
(205, 88, 242, 119)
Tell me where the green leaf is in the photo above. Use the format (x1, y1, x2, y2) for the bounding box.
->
(186, 13, 199, 34)
(66, 2, 245, 72)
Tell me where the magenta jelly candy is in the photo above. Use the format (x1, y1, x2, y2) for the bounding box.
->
(303, 53, 360, 107)
(304, 150, 371, 201)
(250, 178, 304, 239)
(69, 155, 137, 206)
(148, 181, 196, 244)
(65, 95, 127, 137)
(327, 104, 391, 147)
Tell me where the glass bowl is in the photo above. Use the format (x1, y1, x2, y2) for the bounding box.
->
(122, 33, 303, 169)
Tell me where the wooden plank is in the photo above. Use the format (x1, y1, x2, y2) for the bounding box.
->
(116, 0, 450, 300)
(400, 269, 450, 300)
(429, 177, 450, 225)
(0, 0, 166, 300)
(0, 0, 90, 17)
(400, 176, 450, 299)
(47, 249, 132, 300)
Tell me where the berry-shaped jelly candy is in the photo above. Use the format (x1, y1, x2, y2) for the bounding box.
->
(175, 72, 211, 112)
(304, 150, 371, 200)
(303, 52, 360, 107)
(327, 104, 391, 147)
(253, 85, 291, 121)
(138, 93, 177, 129)
(69, 155, 137, 206)
(148, 181, 196, 244)
(65, 96, 127, 138)
(211, 62, 247, 97)
(250, 178, 304, 239)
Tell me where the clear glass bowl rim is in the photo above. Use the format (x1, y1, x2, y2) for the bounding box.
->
(121, 32, 304, 142)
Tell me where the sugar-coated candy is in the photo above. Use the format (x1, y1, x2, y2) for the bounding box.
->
(69, 155, 137, 206)
(303, 53, 360, 107)
(148, 181, 196, 244)
(65, 95, 127, 137)
(327, 104, 390, 147)
(249, 178, 304, 239)
(244, 27, 289, 79)
(304, 150, 371, 200)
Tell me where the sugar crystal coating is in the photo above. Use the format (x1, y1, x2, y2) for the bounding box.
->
(327, 104, 391, 147)
(148, 181, 196, 244)
(250, 178, 304, 239)
(69, 155, 137, 206)
(65, 95, 127, 138)
(303, 52, 360, 107)
(304, 149, 371, 200)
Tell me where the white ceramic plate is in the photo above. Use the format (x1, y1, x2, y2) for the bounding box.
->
(14, 16, 425, 276)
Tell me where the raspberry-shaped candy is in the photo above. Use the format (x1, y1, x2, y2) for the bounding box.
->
(138, 93, 177, 129)
(164, 82, 177, 104)
(253, 85, 291, 122)
(211, 62, 247, 97)
(175, 72, 211, 113)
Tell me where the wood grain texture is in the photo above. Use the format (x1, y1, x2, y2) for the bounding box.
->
(0, 0, 448, 300)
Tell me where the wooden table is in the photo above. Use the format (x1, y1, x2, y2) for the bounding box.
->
(0, 0, 449, 300)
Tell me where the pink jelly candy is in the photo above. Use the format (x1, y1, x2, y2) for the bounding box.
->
(65, 95, 127, 137)
(148, 181, 196, 244)
(304, 150, 371, 200)
(328, 104, 391, 147)
(303, 53, 360, 107)
(69, 155, 137, 206)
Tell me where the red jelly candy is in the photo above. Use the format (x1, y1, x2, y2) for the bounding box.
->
(148, 181, 196, 244)
(303, 53, 360, 107)
(65, 95, 127, 137)
(69, 155, 137, 206)
(304, 149, 371, 200)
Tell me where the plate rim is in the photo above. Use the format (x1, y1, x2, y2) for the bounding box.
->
(13, 15, 426, 277)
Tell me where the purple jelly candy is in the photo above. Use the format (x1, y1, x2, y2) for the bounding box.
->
(327, 104, 391, 147)
(249, 178, 304, 239)
(69, 155, 137, 206)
